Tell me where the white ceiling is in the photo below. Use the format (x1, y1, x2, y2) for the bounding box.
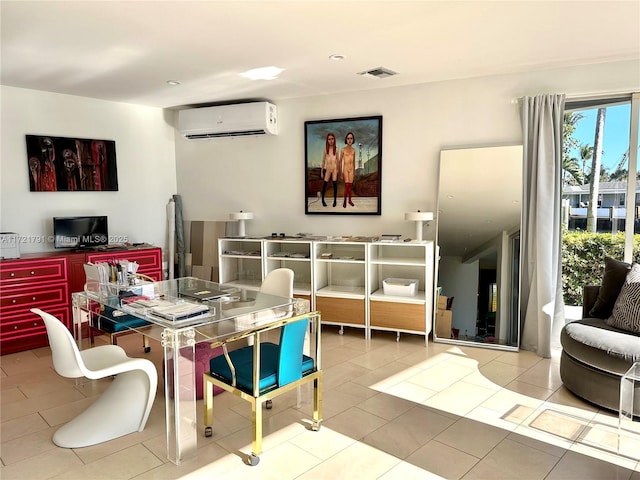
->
(1, 1, 638, 109)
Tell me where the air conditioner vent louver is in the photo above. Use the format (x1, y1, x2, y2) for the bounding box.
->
(186, 130, 267, 139)
(358, 67, 398, 79)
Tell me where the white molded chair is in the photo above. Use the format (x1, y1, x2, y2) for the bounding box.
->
(31, 308, 158, 448)
(239, 268, 294, 346)
(260, 268, 294, 298)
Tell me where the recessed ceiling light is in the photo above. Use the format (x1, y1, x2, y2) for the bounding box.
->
(329, 54, 346, 61)
(166, 80, 181, 86)
(239, 66, 284, 81)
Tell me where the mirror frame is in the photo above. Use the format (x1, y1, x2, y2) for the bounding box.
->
(434, 145, 523, 351)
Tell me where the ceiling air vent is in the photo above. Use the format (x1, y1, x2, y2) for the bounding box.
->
(358, 67, 398, 79)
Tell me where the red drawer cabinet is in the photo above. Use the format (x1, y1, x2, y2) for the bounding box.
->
(0, 247, 163, 355)
(0, 257, 69, 355)
(0, 306, 69, 353)
(0, 283, 68, 311)
(86, 249, 163, 280)
(0, 257, 67, 285)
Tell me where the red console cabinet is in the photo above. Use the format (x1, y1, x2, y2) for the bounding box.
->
(0, 247, 163, 355)
(0, 257, 70, 354)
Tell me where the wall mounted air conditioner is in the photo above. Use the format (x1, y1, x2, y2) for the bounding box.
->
(178, 101, 278, 139)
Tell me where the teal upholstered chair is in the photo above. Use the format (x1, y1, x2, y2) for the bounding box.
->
(203, 312, 322, 466)
(89, 304, 152, 352)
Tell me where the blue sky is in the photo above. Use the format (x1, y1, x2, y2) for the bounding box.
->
(570, 103, 632, 173)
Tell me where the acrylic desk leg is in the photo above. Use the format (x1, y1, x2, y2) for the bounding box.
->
(162, 329, 198, 465)
(618, 362, 640, 455)
(72, 298, 92, 351)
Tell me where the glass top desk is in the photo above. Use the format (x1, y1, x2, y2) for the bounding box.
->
(72, 276, 309, 465)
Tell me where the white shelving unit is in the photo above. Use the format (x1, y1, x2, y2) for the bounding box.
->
(217, 237, 435, 341)
(217, 238, 264, 290)
(314, 241, 368, 336)
(368, 241, 434, 343)
(263, 239, 313, 302)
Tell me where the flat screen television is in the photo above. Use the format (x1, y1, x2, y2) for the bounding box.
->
(53, 216, 108, 249)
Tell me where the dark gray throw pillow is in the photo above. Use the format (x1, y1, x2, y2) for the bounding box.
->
(589, 257, 631, 319)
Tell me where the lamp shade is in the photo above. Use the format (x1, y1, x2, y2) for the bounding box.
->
(404, 210, 433, 242)
(404, 211, 433, 222)
(229, 211, 254, 221)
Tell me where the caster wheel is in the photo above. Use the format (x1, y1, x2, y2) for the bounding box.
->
(144, 347, 151, 353)
(246, 453, 260, 466)
(266, 400, 273, 410)
(204, 426, 213, 437)
(311, 423, 321, 432)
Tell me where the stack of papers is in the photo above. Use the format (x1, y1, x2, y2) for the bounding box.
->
(149, 302, 210, 322)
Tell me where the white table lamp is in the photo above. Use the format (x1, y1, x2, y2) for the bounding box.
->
(229, 211, 254, 237)
(404, 211, 433, 242)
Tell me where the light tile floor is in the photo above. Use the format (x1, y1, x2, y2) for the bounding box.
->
(1, 326, 639, 480)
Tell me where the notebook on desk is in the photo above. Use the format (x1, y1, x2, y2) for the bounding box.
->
(179, 287, 230, 301)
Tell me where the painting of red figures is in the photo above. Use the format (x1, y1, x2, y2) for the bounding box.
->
(305, 116, 382, 215)
(26, 135, 118, 192)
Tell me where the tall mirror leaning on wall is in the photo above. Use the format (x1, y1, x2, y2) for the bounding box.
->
(435, 145, 523, 351)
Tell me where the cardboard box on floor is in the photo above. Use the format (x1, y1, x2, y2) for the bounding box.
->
(436, 308, 452, 338)
(190, 221, 227, 282)
(437, 295, 447, 310)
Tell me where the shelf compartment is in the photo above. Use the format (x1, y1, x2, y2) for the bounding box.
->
(293, 282, 312, 296)
(219, 279, 262, 290)
(316, 285, 365, 298)
(369, 257, 426, 266)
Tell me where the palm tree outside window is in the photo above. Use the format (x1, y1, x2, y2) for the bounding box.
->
(561, 93, 640, 306)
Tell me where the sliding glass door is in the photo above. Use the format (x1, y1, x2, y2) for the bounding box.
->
(561, 93, 640, 307)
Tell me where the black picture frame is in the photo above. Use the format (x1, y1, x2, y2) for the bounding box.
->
(305, 115, 382, 215)
(26, 134, 118, 192)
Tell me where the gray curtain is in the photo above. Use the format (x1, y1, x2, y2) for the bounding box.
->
(519, 94, 566, 358)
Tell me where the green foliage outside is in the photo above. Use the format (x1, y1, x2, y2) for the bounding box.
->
(562, 231, 640, 305)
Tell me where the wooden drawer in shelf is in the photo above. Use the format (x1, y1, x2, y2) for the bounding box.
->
(369, 300, 425, 331)
(316, 296, 365, 326)
(0, 257, 67, 286)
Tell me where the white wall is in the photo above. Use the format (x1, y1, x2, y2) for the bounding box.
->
(438, 256, 479, 337)
(2, 60, 637, 257)
(174, 60, 640, 243)
(0, 86, 177, 255)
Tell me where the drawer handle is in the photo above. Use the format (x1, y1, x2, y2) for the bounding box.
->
(30, 271, 35, 275)
(32, 296, 36, 301)
(10, 272, 15, 277)
(33, 322, 38, 326)
(12, 299, 16, 303)
(13, 325, 17, 330)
